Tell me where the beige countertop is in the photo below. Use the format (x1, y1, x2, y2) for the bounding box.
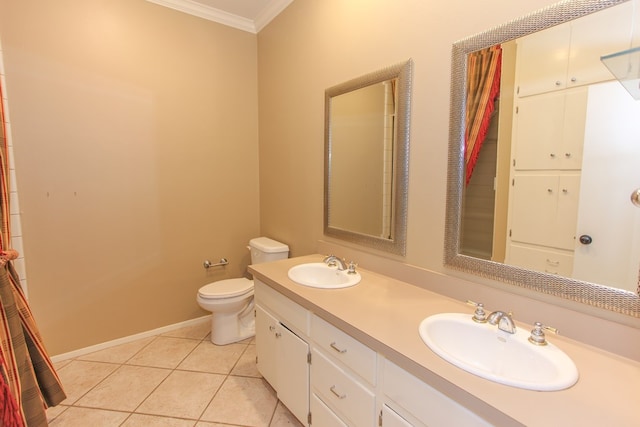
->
(249, 254, 639, 427)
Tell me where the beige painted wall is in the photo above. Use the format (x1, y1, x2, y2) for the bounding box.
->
(0, 0, 261, 354)
(258, 0, 640, 359)
(1, 0, 639, 359)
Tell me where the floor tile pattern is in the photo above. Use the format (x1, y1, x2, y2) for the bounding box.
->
(48, 322, 303, 427)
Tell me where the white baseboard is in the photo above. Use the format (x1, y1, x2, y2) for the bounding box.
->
(50, 315, 211, 363)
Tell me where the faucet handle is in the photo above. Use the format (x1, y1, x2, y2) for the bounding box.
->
(347, 261, 358, 275)
(466, 300, 487, 323)
(528, 322, 559, 346)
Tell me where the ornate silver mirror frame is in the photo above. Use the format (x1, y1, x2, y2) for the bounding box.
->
(324, 59, 412, 255)
(444, 0, 640, 317)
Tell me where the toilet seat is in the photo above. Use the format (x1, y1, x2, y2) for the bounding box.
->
(198, 278, 253, 299)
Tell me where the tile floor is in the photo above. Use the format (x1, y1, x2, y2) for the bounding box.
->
(47, 321, 304, 427)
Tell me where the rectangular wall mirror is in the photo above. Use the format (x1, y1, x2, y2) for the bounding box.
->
(445, 0, 640, 317)
(324, 59, 412, 255)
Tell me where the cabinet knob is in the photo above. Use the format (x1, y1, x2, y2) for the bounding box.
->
(549, 153, 556, 158)
(565, 152, 571, 158)
(579, 235, 593, 245)
(555, 80, 562, 86)
(570, 77, 577, 83)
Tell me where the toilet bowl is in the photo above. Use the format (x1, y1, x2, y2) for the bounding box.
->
(197, 237, 289, 345)
(197, 278, 256, 345)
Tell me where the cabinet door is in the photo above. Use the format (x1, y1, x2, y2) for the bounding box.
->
(510, 174, 558, 247)
(510, 174, 580, 250)
(516, 23, 570, 96)
(310, 393, 348, 427)
(566, 1, 633, 88)
(277, 323, 309, 425)
(255, 305, 278, 389)
(382, 405, 415, 427)
(513, 88, 587, 171)
(514, 91, 566, 170)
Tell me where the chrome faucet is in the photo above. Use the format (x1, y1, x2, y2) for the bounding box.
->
(323, 255, 348, 271)
(487, 311, 516, 334)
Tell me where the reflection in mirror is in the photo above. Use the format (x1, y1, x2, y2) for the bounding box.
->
(445, 0, 640, 317)
(325, 60, 412, 255)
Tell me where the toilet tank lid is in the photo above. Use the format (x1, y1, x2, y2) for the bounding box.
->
(249, 237, 289, 253)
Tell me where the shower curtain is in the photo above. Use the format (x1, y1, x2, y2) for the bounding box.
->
(0, 84, 66, 424)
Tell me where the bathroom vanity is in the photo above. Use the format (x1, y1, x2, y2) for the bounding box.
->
(249, 255, 639, 427)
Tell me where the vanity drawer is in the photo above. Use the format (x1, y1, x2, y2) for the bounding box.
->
(311, 347, 375, 427)
(311, 393, 348, 427)
(311, 314, 377, 385)
(254, 280, 309, 335)
(383, 360, 491, 427)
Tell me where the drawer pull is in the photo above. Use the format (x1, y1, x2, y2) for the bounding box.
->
(330, 342, 347, 354)
(269, 325, 276, 331)
(330, 385, 346, 399)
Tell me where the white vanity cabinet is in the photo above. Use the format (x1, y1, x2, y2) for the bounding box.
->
(255, 280, 493, 427)
(309, 314, 377, 427)
(254, 280, 310, 425)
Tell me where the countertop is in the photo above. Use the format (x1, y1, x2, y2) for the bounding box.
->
(249, 254, 639, 427)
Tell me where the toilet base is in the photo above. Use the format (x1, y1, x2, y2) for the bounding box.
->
(209, 302, 256, 345)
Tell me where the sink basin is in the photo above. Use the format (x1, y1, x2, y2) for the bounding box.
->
(287, 263, 361, 289)
(418, 313, 578, 391)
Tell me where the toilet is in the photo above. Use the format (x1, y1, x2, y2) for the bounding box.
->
(197, 237, 289, 345)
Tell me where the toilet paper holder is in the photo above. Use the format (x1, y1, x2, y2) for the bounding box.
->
(203, 258, 229, 269)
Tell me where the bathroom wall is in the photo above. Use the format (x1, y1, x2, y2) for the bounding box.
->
(0, 0, 261, 355)
(257, 0, 640, 359)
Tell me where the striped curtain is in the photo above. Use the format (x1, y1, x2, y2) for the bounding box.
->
(465, 45, 502, 186)
(0, 80, 66, 425)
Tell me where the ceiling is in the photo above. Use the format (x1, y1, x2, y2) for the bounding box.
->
(146, 0, 293, 33)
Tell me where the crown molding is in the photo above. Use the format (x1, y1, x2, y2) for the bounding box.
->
(146, 0, 293, 34)
(254, 0, 293, 32)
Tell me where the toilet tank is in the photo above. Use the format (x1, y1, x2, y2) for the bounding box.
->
(249, 237, 289, 264)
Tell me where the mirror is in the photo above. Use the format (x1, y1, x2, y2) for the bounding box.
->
(445, 0, 640, 317)
(325, 60, 412, 255)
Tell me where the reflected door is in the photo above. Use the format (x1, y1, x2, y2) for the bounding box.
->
(573, 81, 640, 292)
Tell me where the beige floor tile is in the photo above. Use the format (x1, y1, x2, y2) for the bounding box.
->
(136, 370, 226, 419)
(127, 336, 199, 368)
(270, 401, 305, 426)
(49, 406, 129, 426)
(121, 413, 197, 426)
(162, 321, 211, 340)
(46, 404, 68, 423)
(76, 365, 171, 411)
(195, 422, 244, 427)
(231, 344, 261, 377)
(56, 360, 120, 404)
(178, 341, 247, 374)
(200, 376, 278, 427)
(77, 337, 155, 364)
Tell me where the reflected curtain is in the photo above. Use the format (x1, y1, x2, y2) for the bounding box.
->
(465, 45, 502, 185)
(0, 82, 66, 425)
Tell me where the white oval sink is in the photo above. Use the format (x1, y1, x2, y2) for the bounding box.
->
(287, 263, 361, 289)
(418, 313, 578, 391)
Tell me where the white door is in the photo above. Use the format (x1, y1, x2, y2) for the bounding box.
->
(573, 81, 640, 292)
